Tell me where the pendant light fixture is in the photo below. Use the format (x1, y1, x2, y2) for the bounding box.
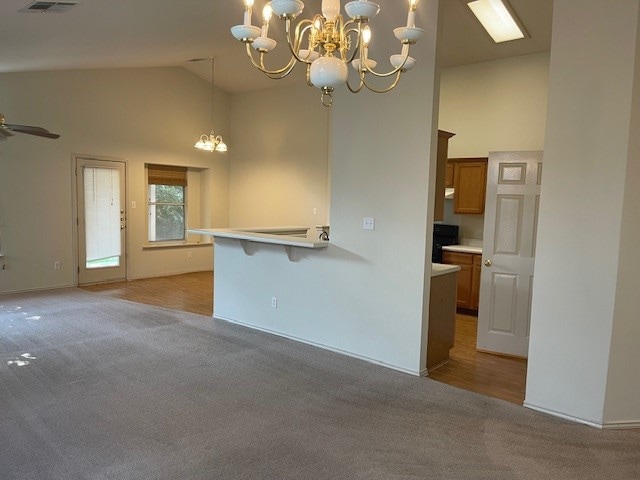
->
(194, 57, 228, 153)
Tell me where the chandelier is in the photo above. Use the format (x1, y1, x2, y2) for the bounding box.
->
(230, 0, 424, 107)
(194, 57, 228, 152)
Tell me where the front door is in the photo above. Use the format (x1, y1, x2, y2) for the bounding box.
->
(76, 157, 127, 285)
(477, 151, 542, 357)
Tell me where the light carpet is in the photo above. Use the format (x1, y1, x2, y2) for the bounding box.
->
(0, 288, 638, 480)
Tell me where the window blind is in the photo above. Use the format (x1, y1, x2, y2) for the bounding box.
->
(84, 166, 121, 262)
(147, 164, 187, 186)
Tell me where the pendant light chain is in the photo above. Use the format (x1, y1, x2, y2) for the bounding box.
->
(194, 56, 227, 152)
(211, 57, 216, 132)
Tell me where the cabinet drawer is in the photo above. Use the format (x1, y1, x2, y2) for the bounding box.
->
(442, 251, 473, 265)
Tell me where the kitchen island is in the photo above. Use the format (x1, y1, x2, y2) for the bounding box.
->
(189, 226, 459, 375)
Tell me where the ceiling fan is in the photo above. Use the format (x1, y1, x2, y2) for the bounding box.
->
(0, 114, 60, 141)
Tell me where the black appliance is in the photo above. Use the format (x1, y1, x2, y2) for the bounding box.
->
(432, 224, 459, 263)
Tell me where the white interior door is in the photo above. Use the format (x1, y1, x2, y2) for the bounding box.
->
(76, 158, 126, 285)
(477, 151, 542, 357)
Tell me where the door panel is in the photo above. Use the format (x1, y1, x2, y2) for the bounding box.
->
(77, 158, 126, 285)
(494, 195, 524, 254)
(477, 151, 542, 357)
(489, 273, 518, 333)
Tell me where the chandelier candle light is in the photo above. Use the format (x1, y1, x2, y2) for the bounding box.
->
(194, 57, 228, 152)
(230, 0, 424, 107)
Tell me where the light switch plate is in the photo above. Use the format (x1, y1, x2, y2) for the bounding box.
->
(363, 217, 375, 230)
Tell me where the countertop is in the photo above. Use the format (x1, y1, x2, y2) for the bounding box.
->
(442, 245, 483, 255)
(188, 227, 329, 249)
(431, 263, 460, 277)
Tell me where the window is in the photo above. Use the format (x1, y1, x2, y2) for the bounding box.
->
(147, 164, 187, 242)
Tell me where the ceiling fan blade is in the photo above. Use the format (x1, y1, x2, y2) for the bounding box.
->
(3, 123, 60, 139)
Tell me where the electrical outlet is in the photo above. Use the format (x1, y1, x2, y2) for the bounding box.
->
(362, 217, 375, 230)
(54, 261, 61, 270)
(313, 207, 317, 215)
(271, 297, 278, 308)
(187, 251, 192, 258)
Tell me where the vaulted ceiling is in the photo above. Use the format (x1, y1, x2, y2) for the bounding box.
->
(0, 0, 553, 92)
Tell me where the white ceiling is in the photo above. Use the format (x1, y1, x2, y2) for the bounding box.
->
(0, 0, 553, 93)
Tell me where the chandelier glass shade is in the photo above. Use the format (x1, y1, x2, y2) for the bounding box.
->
(194, 133, 228, 152)
(230, 0, 424, 107)
(195, 58, 228, 153)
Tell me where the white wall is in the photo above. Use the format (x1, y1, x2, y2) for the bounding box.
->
(0, 67, 230, 292)
(229, 84, 330, 228)
(439, 52, 549, 158)
(526, 0, 640, 426)
(214, 0, 441, 374)
(438, 53, 550, 240)
(603, 2, 640, 425)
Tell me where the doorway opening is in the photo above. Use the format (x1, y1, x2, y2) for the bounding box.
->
(430, 152, 542, 405)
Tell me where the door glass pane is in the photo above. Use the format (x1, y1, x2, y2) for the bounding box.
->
(84, 167, 121, 269)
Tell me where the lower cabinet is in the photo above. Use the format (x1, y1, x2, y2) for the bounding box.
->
(442, 251, 481, 310)
(427, 271, 457, 371)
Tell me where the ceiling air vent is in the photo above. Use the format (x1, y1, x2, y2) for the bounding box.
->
(19, 1, 80, 13)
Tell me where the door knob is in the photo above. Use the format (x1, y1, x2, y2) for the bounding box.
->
(484, 259, 492, 267)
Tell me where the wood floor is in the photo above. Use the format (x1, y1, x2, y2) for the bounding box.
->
(80, 271, 213, 316)
(80, 272, 527, 405)
(428, 313, 528, 404)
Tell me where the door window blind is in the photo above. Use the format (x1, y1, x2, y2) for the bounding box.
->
(84, 167, 121, 262)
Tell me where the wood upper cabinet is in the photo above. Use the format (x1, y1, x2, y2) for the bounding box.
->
(450, 158, 488, 215)
(445, 163, 454, 188)
(442, 250, 481, 311)
(433, 130, 455, 221)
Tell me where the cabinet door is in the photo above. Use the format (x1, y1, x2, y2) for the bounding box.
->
(445, 162, 454, 188)
(470, 254, 482, 310)
(453, 161, 487, 214)
(442, 251, 473, 309)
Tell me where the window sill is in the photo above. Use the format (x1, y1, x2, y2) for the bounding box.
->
(142, 242, 212, 250)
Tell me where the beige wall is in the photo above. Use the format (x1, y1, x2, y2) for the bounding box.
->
(0, 67, 230, 292)
(439, 52, 549, 158)
(438, 52, 550, 240)
(228, 83, 330, 228)
(526, 0, 640, 426)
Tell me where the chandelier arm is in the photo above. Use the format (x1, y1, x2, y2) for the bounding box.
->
(363, 65, 405, 78)
(244, 42, 298, 78)
(288, 21, 317, 63)
(363, 52, 409, 78)
(346, 75, 365, 94)
(361, 71, 403, 94)
(344, 29, 361, 64)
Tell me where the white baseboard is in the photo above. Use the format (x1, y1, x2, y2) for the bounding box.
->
(524, 402, 604, 428)
(0, 283, 75, 296)
(601, 420, 640, 429)
(215, 315, 424, 377)
(524, 402, 640, 429)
